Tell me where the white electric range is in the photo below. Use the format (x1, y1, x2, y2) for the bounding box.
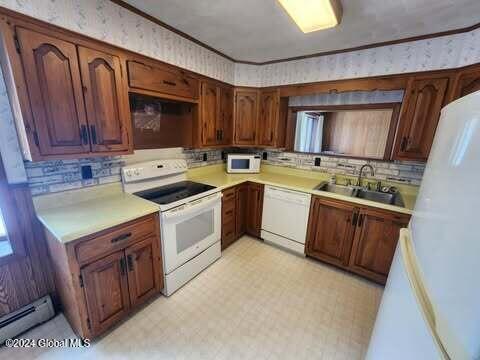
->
(122, 159, 222, 296)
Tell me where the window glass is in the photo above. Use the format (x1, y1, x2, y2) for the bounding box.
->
(0, 207, 12, 257)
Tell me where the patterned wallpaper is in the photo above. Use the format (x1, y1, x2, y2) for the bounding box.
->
(234, 28, 480, 86)
(0, 0, 235, 83)
(0, 67, 27, 184)
(0, 0, 478, 88)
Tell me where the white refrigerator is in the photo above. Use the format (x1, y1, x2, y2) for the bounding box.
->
(366, 91, 480, 360)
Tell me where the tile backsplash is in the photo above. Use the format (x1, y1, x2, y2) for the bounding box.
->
(25, 147, 425, 196)
(261, 150, 425, 186)
(26, 148, 225, 196)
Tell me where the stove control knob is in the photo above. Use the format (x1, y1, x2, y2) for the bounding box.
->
(134, 169, 140, 176)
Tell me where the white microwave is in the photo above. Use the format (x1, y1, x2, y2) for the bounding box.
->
(227, 154, 261, 173)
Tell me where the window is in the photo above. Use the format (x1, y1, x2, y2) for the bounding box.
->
(0, 207, 12, 257)
(0, 155, 25, 263)
(288, 103, 401, 160)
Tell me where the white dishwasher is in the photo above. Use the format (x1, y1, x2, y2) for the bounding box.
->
(261, 185, 311, 255)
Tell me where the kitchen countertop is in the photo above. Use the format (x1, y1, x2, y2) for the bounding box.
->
(34, 163, 418, 244)
(34, 183, 159, 244)
(188, 164, 418, 215)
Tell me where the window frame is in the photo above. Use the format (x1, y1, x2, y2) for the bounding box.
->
(286, 102, 402, 161)
(0, 155, 26, 265)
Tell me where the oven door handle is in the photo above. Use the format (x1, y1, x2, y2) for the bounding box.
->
(162, 193, 222, 220)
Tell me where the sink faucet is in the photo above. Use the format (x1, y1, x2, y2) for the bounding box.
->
(357, 164, 374, 188)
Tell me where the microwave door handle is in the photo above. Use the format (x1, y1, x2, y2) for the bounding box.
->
(162, 193, 221, 220)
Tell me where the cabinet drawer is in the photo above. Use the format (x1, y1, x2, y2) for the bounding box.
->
(222, 199, 235, 222)
(75, 215, 157, 265)
(222, 187, 236, 202)
(221, 219, 236, 249)
(127, 60, 199, 99)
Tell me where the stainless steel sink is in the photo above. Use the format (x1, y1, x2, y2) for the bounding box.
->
(356, 189, 404, 207)
(314, 181, 405, 207)
(313, 182, 356, 197)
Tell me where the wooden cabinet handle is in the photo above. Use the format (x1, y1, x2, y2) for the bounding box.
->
(80, 125, 89, 145)
(225, 209, 233, 216)
(127, 254, 134, 272)
(163, 80, 176, 86)
(111, 232, 132, 243)
(400, 136, 408, 151)
(357, 214, 364, 227)
(90, 125, 97, 145)
(119, 257, 126, 276)
(352, 213, 358, 226)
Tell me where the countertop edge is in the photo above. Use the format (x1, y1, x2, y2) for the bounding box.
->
(37, 205, 159, 245)
(189, 175, 414, 216)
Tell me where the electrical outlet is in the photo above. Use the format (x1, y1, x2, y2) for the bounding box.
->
(81, 165, 93, 179)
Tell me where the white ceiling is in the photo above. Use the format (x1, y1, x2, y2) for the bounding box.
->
(123, 0, 480, 63)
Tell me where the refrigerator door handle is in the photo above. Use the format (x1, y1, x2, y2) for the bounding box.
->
(399, 229, 452, 360)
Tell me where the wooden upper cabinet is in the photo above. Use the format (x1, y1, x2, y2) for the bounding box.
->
(258, 90, 279, 147)
(16, 27, 90, 157)
(199, 81, 233, 147)
(125, 237, 161, 308)
(234, 89, 259, 145)
(78, 46, 131, 153)
(81, 250, 130, 337)
(246, 182, 264, 238)
(218, 86, 233, 145)
(127, 60, 199, 100)
(305, 197, 357, 268)
(449, 64, 480, 102)
(393, 76, 449, 161)
(349, 208, 409, 284)
(200, 81, 219, 146)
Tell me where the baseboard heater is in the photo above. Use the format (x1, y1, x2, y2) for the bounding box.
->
(0, 295, 55, 344)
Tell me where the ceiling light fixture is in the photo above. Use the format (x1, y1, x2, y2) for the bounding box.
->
(278, 0, 343, 33)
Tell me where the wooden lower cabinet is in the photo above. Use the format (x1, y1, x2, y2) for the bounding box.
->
(81, 250, 131, 336)
(45, 213, 163, 339)
(235, 184, 248, 238)
(246, 182, 264, 237)
(305, 196, 410, 284)
(221, 182, 264, 249)
(125, 236, 161, 307)
(305, 198, 357, 268)
(349, 208, 409, 283)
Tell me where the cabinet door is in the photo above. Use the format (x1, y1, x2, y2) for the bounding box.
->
(393, 76, 449, 161)
(16, 27, 90, 156)
(234, 90, 258, 145)
(200, 81, 219, 146)
(305, 197, 357, 268)
(246, 182, 264, 238)
(78, 46, 131, 153)
(449, 64, 480, 102)
(125, 237, 161, 307)
(258, 90, 279, 147)
(218, 86, 233, 145)
(349, 208, 409, 284)
(81, 251, 130, 337)
(235, 184, 248, 238)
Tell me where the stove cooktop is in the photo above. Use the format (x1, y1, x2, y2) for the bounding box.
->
(134, 181, 216, 205)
